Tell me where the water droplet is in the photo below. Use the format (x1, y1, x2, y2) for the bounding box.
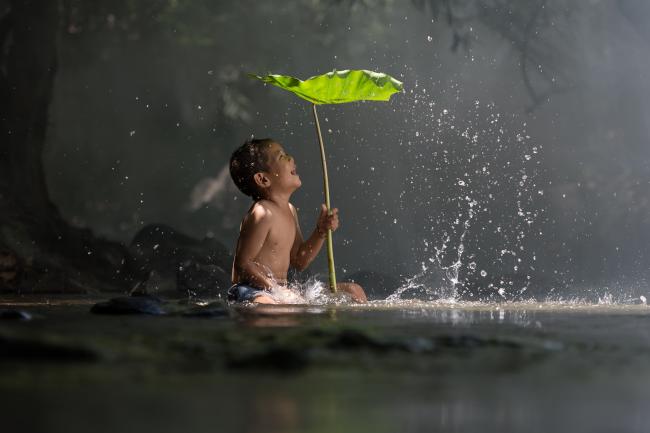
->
(427, 35, 433, 42)
(480, 270, 487, 277)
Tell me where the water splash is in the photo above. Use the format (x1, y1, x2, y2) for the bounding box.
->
(268, 275, 359, 305)
(389, 92, 543, 302)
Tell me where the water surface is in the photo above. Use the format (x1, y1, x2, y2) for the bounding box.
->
(1, 295, 649, 433)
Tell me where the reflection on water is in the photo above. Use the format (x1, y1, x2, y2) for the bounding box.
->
(234, 304, 329, 327)
(245, 391, 300, 433)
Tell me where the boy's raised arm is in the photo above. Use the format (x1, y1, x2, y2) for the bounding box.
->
(233, 205, 275, 289)
(290, 204, 338, 271)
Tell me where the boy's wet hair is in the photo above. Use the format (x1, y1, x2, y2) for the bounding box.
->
(229, 138, 275, 200)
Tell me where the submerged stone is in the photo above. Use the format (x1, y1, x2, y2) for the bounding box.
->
(435, 334, 524, 350)
(90, 295, 166, 315)
(181, 301, 229, 318)
(326, 328, 392, 351)
(224, 327, 437, 372)
(226, 345, 309, 371)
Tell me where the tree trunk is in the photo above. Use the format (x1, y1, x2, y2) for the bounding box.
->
(0, 0, 58, 220)
(0, 1, 133, 293)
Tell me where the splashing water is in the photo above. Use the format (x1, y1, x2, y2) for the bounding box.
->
(389, 93, 544, 302)
(387, 197, 476, 303)
(263, 272, 359, 305)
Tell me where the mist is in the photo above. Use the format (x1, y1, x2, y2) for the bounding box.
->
(43, 0, 650, 299)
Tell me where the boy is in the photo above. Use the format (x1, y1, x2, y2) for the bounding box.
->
(228, 138, 367, 304)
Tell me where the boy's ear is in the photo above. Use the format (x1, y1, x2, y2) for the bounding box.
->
(253, 172, 270, 188)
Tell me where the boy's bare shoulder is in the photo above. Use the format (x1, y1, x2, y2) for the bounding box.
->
(243, 200, 277, 224)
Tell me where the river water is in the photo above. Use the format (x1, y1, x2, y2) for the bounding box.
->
(1, 295, 650, 433)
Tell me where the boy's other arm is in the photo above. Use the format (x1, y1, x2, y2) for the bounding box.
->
(233, 205, 276, 289)
(290, 204, 338, 271)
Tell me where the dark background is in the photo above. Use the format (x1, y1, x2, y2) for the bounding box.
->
(2, 0, 649, 300)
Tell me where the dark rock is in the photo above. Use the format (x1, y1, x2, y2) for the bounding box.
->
(0, 309, 32, 320)
(139, 270, 177, 296)
(129, 224, 232, 297)
(90, 295, 166, 315)
(177, 259, 230, 297)
(130, 292, 165, 304)
(0, 248, 20, 292)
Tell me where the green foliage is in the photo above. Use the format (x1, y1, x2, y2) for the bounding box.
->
(250, 69, 403, 105)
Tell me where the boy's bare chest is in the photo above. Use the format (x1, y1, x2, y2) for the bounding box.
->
(266, 210, 296, 248)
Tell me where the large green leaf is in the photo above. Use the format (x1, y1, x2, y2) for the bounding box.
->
(249, 69, 403, 105)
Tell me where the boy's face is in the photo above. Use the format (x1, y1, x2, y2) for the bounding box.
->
(259, 141, 301, 193)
